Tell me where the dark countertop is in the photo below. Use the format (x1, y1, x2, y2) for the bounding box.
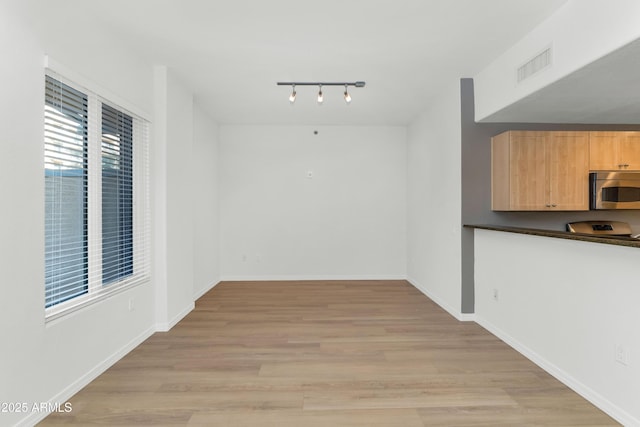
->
(465, 224, 640, 249)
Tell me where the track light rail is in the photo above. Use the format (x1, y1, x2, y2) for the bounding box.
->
(277, 81, 366, 87)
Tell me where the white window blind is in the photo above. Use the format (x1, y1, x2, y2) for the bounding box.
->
(101, 103, 134, 285)
(44, 76, 89, 308)
(44, 73, 150, 320)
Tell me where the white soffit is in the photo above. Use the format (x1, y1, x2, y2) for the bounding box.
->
(480, 38, 640, 124)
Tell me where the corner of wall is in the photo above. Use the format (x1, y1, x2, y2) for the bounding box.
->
(406, 80, 463, 317)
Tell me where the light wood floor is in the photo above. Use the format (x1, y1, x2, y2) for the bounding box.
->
(40, 280, 618, 426)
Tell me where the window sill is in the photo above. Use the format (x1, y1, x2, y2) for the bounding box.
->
(45, 276, 149, 324)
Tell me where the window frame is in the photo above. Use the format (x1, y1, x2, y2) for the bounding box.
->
(44, 69, 150, 322)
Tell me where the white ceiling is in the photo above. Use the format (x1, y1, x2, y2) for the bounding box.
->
(28, 0, 570, 125)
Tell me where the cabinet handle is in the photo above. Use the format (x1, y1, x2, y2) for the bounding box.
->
(552, 204, 557, 207)
(546, 204, 551, 208)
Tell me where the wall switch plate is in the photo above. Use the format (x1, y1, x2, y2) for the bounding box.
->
(492, 289, 499, 301)
(128, 298, 135, 311)
(306, 170, 313, 178)
(615, 344, 629, 366)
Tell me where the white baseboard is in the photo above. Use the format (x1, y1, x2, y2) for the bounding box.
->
(193, 280, 220, 301)
(457, 312, 476, 322)
(475, 315, 639, 427)
(219, 274, 407, 282)
(18, 326, 155, 427)
(406, 276, 473, 322)
(156, 302, 195, 332)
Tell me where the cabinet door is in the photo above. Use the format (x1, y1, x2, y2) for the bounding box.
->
(509, 132, 547, 210)
(491, 132, 511, 210)
(547, 132, 589, 210)
(589, 131, 620, 170)
(619, 132, 640, 170)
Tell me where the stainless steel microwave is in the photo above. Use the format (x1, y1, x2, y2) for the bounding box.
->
(590, 171, 640, 209)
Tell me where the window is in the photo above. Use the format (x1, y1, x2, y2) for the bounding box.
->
(101, 104, 134, 285)
(44, 74, 149, 318)
(44, 77, 89, 307)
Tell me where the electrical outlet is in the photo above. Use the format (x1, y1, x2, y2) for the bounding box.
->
(615, 344, 629, 366)
(492, 289, 499, 301)
(242, 254, 247, 262)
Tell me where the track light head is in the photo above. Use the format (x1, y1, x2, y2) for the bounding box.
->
(344, 85, 352, 104)
(289, 85, 296, 103)
(317, 85, 323, 104)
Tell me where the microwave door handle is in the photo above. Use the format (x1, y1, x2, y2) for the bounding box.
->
(601, 180, 639, 187)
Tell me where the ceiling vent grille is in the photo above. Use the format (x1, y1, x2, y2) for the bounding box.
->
(517, 47, 552, 83)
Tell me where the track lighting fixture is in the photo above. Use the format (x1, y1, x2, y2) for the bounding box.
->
(289, 85, 296, 103)
(277, 81, 365, 104)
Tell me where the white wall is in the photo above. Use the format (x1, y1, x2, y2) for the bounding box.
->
(0, 4, 222, 425)
(474, 229, 640, 426)
(219, 125, 406, 280)
(153, 66, 198, 330)
(0, 3, 156, 426)
(16, 2, 154, 117)
(193, 104, 220, 298)
(156, 70, 222, 325)
(406, 81, 463, 319)
(474, 0, 640, 121)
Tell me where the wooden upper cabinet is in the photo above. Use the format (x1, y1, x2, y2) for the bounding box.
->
(589, 131, 640, 170)
(619, 133, 640, 169)
(492, 131, 589, 211)
(547, 132, 590, 210)
(504, 131, 547, 210)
